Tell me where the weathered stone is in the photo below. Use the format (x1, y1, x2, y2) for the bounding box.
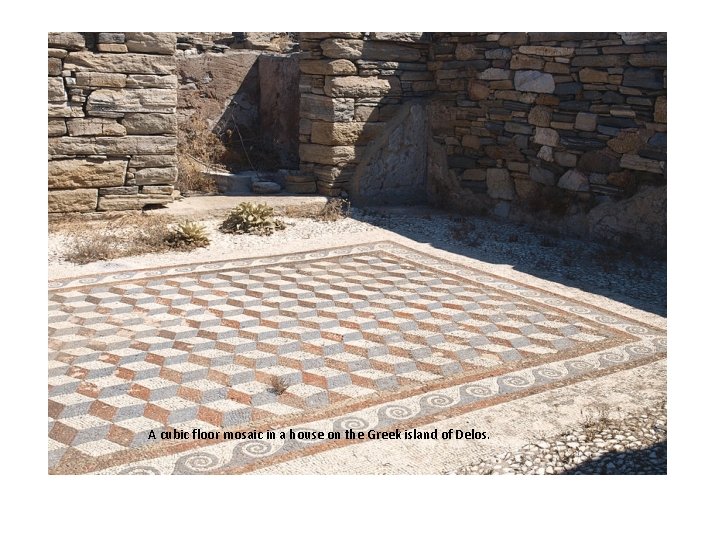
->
(648, 133, 666, 148)
(485, 48, 512, 60)
(320, 39, 363, 59)
(514, 71, 555, 93)
(49, 136, 177, 156)
(98, 33, 125, 44)
(579, 67, 609, 83)
(48, 189, 98, 213)
(311, 122, 384, 145)
(48, 159, 127, 189)
(134, 167, 178, 185)
(299, 144, 357, 165)
(544, 62, 570, 74)
(529, 32, 608, 41)
(141, 185, 173, 195)
(66, 118, 127, 137)
(629, 52, 666, 67)
(48, 103, 85, 118)
(463, 169, 486, 181)
(124, 32, 176, 55)
(322, 39, 421, 62)
(75, 72, 127, 88)
(620, 154, 664, 173)
(623, 68, 664, 89)
(455, 44, 477, 61)
(48, 120, 67, 137)
(48, 57, 62, 76)
(48, 48, 68, 59)
(300, 95, 354, 122)
(48, 32, 85, 51)
(554, 152, 578, 167)
(518, 46, 574, 57)
(99, 186, 138, 196)
(498, 33, 528, 46)
(86, 88, 176, 115)
(654, 96, 667, 123)
(479, 68, 511, 81)
(574, 112, 597, 132)
(510, 54, 544, 70)
(462, 134, 481, 150)
(122, 113, 177, 135)
(608, 131, 645, 154)
(486, 168, 514, 200)
(619, 32, 666, 45)
(125, 74, 177, 89)
(578, 150, 620, 174)
(252, 181, 282, 194)
(324, 76, 399, 98)
(98, 43, 128, 53)
(64, 52, 175, 75)
(533, 127, 560, 147)
(370, 32, 425, 42)
(528, 105, 552, 127)
(555, 82, 582, 95)
(571, 55, 625, 68)
(558, 169, 589, 192)
(468, 80, 490, 100)
(300, 59, 357, 75)
(514, 177, 541, 200)
(530, 166, 556, 185)
(129, 155, 177, 168)
(537, 145, 553, 162)
(48, 77, 66, 101)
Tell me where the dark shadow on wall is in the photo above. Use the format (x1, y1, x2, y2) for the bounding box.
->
(560, 440, 666, 474)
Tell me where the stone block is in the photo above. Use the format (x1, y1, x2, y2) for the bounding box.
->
(478, 68, 511, 81)
(48, 48, 68, 59)
(574, 112, 597, 132)
(324, 76, 399, 98)
(578, 150, 621, 174)
(86, 88, 176, 116)
(498, 33, 528, 46)
(300, 95, 354, 122)
(124, 33, 176, 55)
(514, 71, 555, 93)
(48, 33, 85, 51)
(134, 167, 178, 185)
(49, 136, 177, 156)
(311, 122, 384, 145)
(623, 68, 664, 89)
(320, 39, 363, 59)
(486, 168, 514, 200)
(607, 131, 645, 154)
(64, 52, 176, 75)
(66, 118, 127, 137)
(122, 113, 177, 135)
(48, 57, 62, 76)
(48, 103, 85, 118)
(619, 32, 666, 45)
(468, 80, 490, 100)
(579, 68, 609, 83)
(75, 72, 127, 88)
(485, 48, 512, 60)
(557, 169, 589, 192)
(455, 44, 477, 61)
(654, 96, 667, 123)
(530, 166, 556, 185)
(517, 46, 574, 57)
(510, 54, 544, 70)
(299, 59, 357, 75)
(98, 33, 126, 44)
(125, 75, 177, 89)
(48, 77, 66, 101)
(369, 32, 425, 42)
(299, 144, 357, 165)
(620, 154, 664, 173)
(629, 52, 666, 67)
(48, 120, 67, 137)
(48, 159, 127, 189)
(48, 189, 98, 213)
(528, 105, 552, 127)
(129, 155, 178, 168)
(533, 127, 559, 147)
(98, 44, 128, 53)
(554, 152, 578, 167)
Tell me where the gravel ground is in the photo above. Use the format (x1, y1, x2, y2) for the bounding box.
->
(450, 401, 667, 475)
(48, 207, 666, 315)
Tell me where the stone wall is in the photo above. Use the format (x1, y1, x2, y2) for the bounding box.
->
(295, 32, 434, 199)
(426, 32, 666, 249)
(48, 32, 178, 213)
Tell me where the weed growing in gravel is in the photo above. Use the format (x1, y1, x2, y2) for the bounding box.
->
(164, 220, 210, 251)
(316, 197, 351, 222)
(219, 202, 286, 236)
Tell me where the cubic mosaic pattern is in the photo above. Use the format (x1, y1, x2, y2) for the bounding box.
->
(48, 242, 665, 474)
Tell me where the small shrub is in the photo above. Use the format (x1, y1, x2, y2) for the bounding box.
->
(176, 113, 227, 194)
(219, 203, 286, 236)
(316, 197, 350, 222)
(165, 220, 210, 250)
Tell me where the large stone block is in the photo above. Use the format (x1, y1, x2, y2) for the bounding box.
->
(557, 169, 589, 192)
(574, 112, 597, 132)
(66, 118, 127, 137)
(468, 80, 490, 100)
(619, 32, 666, 45)
(124, 32, 176, 55)
(64, 52, 176, 75)
(300, 95, 354, 122)
(48, 189, 98, 213)
(532, 127, 559, 147)
(48, 57, 62, 76)
(629, 52, 666, 67)
(607, 131, 645, 154)
(86, 88, 176, 116)
(517, 46, 574, 57)
(299, 59, 357, 75)
(48, 103, 85, 118)
(48, 77, 66, 101)
(311, 122, 384, 145)
(579, 68, 609, 83)
(321, 39, 364, 59)
(49, 136, 177, 156)
(478, 68, 511, 81)
(514, 71, 555, 93)
(623, 68, 664, 89)
(133, 167, 178, 185)
(324, 76, 399, 98)
(129, 155, 178, 168)
(48, 32, 85, 51)
(48, 120, 67, 137)
(299, 144, 357, 165)
(125, 74, 177, 89)
(321, 39, 422, 62)
(75, 72, 127, 88)
(620, 154, 664, 173)
(370, 32, 425, 42)
(48, 159, 127, 189)
(122, 113, 177, 135)
(528, 106, 552, 127)
(486, 168, 514, 200)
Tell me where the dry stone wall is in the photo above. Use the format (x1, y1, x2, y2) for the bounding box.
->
(426, 32, 666, 248)
(48, 32, 178, 213)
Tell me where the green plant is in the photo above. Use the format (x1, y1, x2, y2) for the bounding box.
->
(219, 203, 286, 236)
(165, 220, 210, 250)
